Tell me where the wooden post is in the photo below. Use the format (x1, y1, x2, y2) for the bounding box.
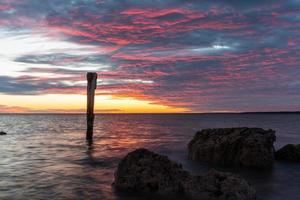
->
(86, 72, 97, 140)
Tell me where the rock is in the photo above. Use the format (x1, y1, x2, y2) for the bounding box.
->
(114, 148, 189, 194)
(0, 131, 7, 135)
(275, 144, 300, 162)
(188, 127, 276, 168)
(114, 148, 256, 200)
(186, 169, 257, 200)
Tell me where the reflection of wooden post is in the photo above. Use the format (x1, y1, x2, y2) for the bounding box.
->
(86, 72, 97, 140)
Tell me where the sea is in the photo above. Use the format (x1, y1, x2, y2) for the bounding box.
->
(0, 113, 300, 200)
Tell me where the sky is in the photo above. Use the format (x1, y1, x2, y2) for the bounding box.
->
(0, 0, 300, 113)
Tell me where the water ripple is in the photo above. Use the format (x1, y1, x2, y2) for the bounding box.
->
(0, 114, 300, 200)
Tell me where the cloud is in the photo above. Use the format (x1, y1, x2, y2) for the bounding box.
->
(0, 0, 299, 112)
(0, 104, 31, 113)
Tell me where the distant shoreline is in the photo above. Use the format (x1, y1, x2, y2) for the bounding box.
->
(0, 111, 300, 115)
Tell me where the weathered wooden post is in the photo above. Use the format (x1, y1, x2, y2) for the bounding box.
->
(86, 72, 97, 140)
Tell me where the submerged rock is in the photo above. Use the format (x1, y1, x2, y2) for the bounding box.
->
(188, 127, 276, 168)
(275, 144, 300, 162)
(0, 131, 7, 135)
(114, 148, 256, 200)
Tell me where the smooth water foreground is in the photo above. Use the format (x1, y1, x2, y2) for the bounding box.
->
(0, 114, 300, 200)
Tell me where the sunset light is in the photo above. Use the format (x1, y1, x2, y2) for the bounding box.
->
(1, 1, 300, 200)
(0, 0, 299, 113)
(0, 94, 188, 113)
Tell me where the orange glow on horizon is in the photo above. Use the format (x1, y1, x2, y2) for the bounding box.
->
(0, 94, 189, 113)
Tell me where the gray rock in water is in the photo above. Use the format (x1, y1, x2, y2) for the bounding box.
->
(275, 144, 300, 162)
(0, 131, 7, 135)
(188, 127, 276, 168)
(114, 148, 256, 200)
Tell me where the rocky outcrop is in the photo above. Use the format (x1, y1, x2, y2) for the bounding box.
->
(114, 148, 256, 200)
(188, 127, 276, 168)
(0, 131, 7, 135)
(275, 144, 300, 162)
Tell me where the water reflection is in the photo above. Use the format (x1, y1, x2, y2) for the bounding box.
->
(86, 139, 96, 166)
(0, 114, 300, 200)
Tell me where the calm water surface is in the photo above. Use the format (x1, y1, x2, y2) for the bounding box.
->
(0, 114, 300, 200)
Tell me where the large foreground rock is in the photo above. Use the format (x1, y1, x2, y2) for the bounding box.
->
(188, 128, 276, 168)
(275, 144, 300, 162)
(114, 148, 256, 200)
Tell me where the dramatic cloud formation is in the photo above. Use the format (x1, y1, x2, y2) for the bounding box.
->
(0, 0, 299, 112)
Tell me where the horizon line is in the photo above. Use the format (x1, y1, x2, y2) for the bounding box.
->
(0, 111, 300, 115)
